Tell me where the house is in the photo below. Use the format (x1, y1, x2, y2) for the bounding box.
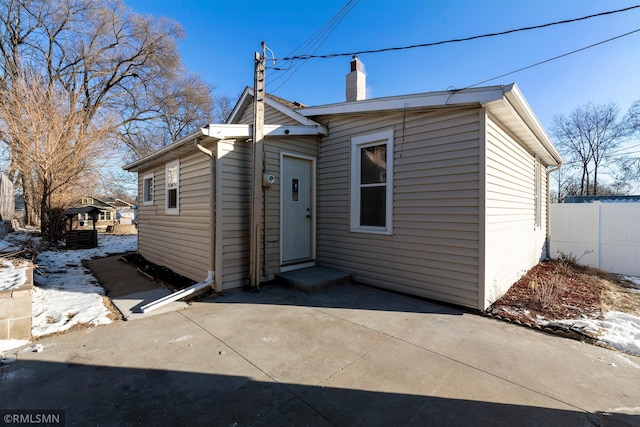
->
(123, 58, 562, 311)
(108, 198, 137, 225)
(69, 196, 117, 232)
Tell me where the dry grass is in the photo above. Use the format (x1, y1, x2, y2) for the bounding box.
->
(489, 259, 640, 324)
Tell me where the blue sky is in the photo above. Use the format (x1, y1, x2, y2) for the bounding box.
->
(125, 0, 640, 129)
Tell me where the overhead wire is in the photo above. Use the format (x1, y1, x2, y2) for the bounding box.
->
(463, 28, 640, 89)
(267, 0, 359, 93)
(273, 4, 640, 61)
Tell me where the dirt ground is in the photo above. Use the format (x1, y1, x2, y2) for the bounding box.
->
(487, 258, 640, 329)
(121, 252, 197, 291)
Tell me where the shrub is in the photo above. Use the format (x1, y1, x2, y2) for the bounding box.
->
(530, 272, 566, 310)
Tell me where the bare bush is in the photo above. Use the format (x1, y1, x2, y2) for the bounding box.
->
(530, 273, 566, 310)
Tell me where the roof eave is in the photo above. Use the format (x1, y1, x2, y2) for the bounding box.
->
(496, 84, 563, 166)
(298, 85, 508, 117)
(123, 128, 210, 172)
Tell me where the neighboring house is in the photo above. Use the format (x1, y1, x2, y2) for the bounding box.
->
(123, 58, 562, 311)
(107, 198, 137, 225)
(69, 196, 117, 232)
(69, 196, 137, 230)
(116, 205, 137, 225)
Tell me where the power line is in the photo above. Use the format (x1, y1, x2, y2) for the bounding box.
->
(276, 5, 640, 61)
(267, 0, 358, 92)
(464, 28, 640, 88)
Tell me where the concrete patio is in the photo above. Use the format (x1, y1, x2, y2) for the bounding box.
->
(1, 280, 639, 426)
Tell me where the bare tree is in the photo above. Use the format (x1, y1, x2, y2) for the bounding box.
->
(550, 166, 580, 202)
(0, 69, 111, 239)
(0, 0, 216, 239)
(213, 92, 238, 124)
(627, 99, 640, 134)
(119, 72, 215, 158)
(551, 102, 628, 195)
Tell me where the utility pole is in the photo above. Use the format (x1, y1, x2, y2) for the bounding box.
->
(249, 42, 266, 290)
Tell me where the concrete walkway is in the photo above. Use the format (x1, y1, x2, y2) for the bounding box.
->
(2, 282, 639, 426)
(86, 255, 189, 320)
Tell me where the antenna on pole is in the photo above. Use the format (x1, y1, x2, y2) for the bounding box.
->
(249, 42, 266, 290)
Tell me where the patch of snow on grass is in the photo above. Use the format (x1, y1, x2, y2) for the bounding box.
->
(621, 276, 640, 292)
(32, 234, 137, 337)
(558, 311, 640, 356)
(0, 259, 27, 290)
(0, 239, 19, 253)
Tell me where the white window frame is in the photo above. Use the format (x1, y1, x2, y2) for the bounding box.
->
(350, 129, 394, 234)
(165, 160, 179, 215)
(142, 173, 154, 206)
(99, 211, 113, 221)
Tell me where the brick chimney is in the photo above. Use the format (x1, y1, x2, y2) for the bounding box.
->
(346, 55, 366, 102)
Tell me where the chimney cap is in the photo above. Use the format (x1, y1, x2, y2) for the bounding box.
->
(350, 55, 362, 72)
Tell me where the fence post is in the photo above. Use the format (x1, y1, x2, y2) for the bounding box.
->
(593, 201, 601, 269)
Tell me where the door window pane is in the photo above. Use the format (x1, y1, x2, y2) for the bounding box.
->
(292, 178, 299, 201)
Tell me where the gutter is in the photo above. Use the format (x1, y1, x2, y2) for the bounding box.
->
(502, 85, 563, 166)
(195, 138, 218, 291)
(123, 128, 209, 171)
(139, 277, 213, 313)
(545, 164, 562, 259)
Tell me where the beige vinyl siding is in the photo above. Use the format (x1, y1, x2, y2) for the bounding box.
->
(483, 113, 547, 309)
(137, 150, 212, 282)
(316, 107, 482, 309)
(218, 140, 251, 290)
(238, 102, 300, 126)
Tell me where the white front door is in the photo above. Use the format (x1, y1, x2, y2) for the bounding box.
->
(281, 155, 314, 265)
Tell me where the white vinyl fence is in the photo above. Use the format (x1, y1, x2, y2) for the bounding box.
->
(550, 202, 640, 276)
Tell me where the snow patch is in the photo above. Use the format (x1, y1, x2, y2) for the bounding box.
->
(0, 339, 29, 353)
(30, 234, 136, 337)
(0, 231, 136, 351)
(0, 240, 19, 253)
(0, 259, 27, 290)
(557, 311, 640, 355)
(622, 276, 640, 287)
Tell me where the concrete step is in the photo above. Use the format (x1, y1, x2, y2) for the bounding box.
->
(276, 266, 351, 293)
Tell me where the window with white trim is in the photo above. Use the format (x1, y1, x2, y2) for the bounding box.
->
(142, 173, 154, 205)
(350, 129, 394, 234)
(165, 161, 179, 214)
(99, 211, 113, 221)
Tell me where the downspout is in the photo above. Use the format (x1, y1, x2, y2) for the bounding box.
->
(545, 164, 562, 259)
(215, 142, 224, 293)
(194, 138, 217, 289)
